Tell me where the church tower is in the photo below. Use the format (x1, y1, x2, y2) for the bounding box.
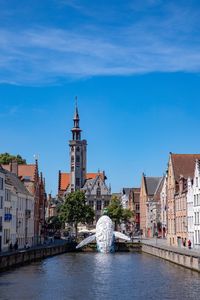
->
(69, 100, 87, 192)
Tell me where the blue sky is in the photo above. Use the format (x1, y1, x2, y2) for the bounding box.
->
(1, 0, 200, 194)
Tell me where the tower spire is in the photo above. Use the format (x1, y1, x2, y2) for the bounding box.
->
(71, 97, 81, 140)
(74, 96, 79, 121)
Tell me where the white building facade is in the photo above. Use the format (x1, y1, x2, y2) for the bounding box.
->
(187, 177, 194, 247)
(160, 175, 167, 238)
(1, 168, 35, 251)
(193, 160, 200, 247)
(82, 173, 111, 222)
(0, 167, 5, 252)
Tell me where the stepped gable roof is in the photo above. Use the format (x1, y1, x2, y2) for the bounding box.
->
(171, 153, 200, 180)
(2, 164, 36, 181)
(4, 170, 31, 196)
(144, 177, 162, 196)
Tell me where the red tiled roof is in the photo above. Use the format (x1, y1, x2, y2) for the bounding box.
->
(59, 172, 103, 191)
(2, 164, 36, 181)
(86, 173, 103, 180)
(171, 153, 200, 180)
(60, 173, 70, 191)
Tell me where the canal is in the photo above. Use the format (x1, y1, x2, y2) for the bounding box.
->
(0, 253, 200, 300)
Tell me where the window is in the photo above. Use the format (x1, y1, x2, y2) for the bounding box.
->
(0, 196, 3, 209)
(0, 177, 3, 190)
(96, 187, 101, 197)
(71, 156, 74, 163)
(76, 155, 80, 163)
(76, 147, 80, 152)
(5, 189, 11, 202)
(89, 200, 94, 207)
(3, 228, 10, 244)
(0, 216, 2, 232)
(104, 200, 109, 207)
(97, 200, 101, 211)
(71, 166, 74, 172)
(136, 204, 140, 211)
(76, 178, 80, 187)
(196, 177, 198, 187)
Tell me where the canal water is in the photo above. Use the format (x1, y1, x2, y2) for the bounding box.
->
(0, 253, 200, 300)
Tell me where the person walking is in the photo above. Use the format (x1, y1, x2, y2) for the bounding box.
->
(188, 240, 192, 249)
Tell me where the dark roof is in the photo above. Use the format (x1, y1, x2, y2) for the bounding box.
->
(171, 153, 200, 180)
(144, 177, 162, 196)
(122, 188, 132, 197)
(4, 170, 31, 196)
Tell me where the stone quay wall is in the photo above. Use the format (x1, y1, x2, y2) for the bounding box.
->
(142, 243, 200, 272)
(0, 242, 76, 272)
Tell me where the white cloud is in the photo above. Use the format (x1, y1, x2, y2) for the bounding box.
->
(0, 2, 200, 85)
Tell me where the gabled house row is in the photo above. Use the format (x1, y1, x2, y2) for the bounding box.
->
(139, 152, 200, 249)
(0, 159, 47, 251)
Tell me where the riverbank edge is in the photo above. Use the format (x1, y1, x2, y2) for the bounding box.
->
(141, 243, 200, 272)
(0, 242, 76, 272)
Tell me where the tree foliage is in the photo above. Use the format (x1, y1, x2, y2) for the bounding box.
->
(0, 153, 26, 165)
(59, 191, 94, 237)
(46, 216, 62, 235)
(107, 196, 132, 230)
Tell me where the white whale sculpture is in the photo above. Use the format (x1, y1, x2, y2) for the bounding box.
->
(76, 215, 130, 253)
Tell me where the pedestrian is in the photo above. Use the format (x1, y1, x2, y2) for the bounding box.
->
(188, 240, 192, 249)
(9, 242, 13, 251)
(14, 239, 18, 251)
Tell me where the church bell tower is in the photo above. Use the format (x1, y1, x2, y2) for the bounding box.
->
(69, 99, 87, 192)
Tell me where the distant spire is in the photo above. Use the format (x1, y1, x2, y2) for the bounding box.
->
(74, 96, 79, 120)
(71, 97, 82, 140)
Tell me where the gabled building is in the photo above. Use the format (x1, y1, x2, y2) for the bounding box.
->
(160, 174, 167, 238)
(193, 159, 200, 247)
(0, 166, 5, 252)
(167, 153, 200, 246)
(82, 172, 111, 222)
(0, 165, 34, 251)
(140, 174, 163, 237)
(2, 160, 47, 244)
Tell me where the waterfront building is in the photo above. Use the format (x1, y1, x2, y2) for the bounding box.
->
(121, 188, 131, 209)
(193, 159, 200, 247)
(140, 174, 163, 237)
(129, 188, 140, 233)
(2, 160, 47, 245)
(167, 153, 200, 246)
(187, 177, 194, 247)
(160, 174, 167, 238)
(0, 166, 5, 252)
(82, 172, 111, 222)
(46, 194, 64, 218)
(0, 166, 34, 251)
(58, 103, 111, 221)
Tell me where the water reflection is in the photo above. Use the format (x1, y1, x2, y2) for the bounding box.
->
(0, 253, 200, 300)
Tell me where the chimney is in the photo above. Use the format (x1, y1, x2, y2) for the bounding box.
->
(11, 160, 18, 176)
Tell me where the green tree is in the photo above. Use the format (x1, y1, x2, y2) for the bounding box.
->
(107, 196, 132, 230)
(59, 190, 94, 238)
(46, 216, 62, 235)
(0, 153, 26, 164)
